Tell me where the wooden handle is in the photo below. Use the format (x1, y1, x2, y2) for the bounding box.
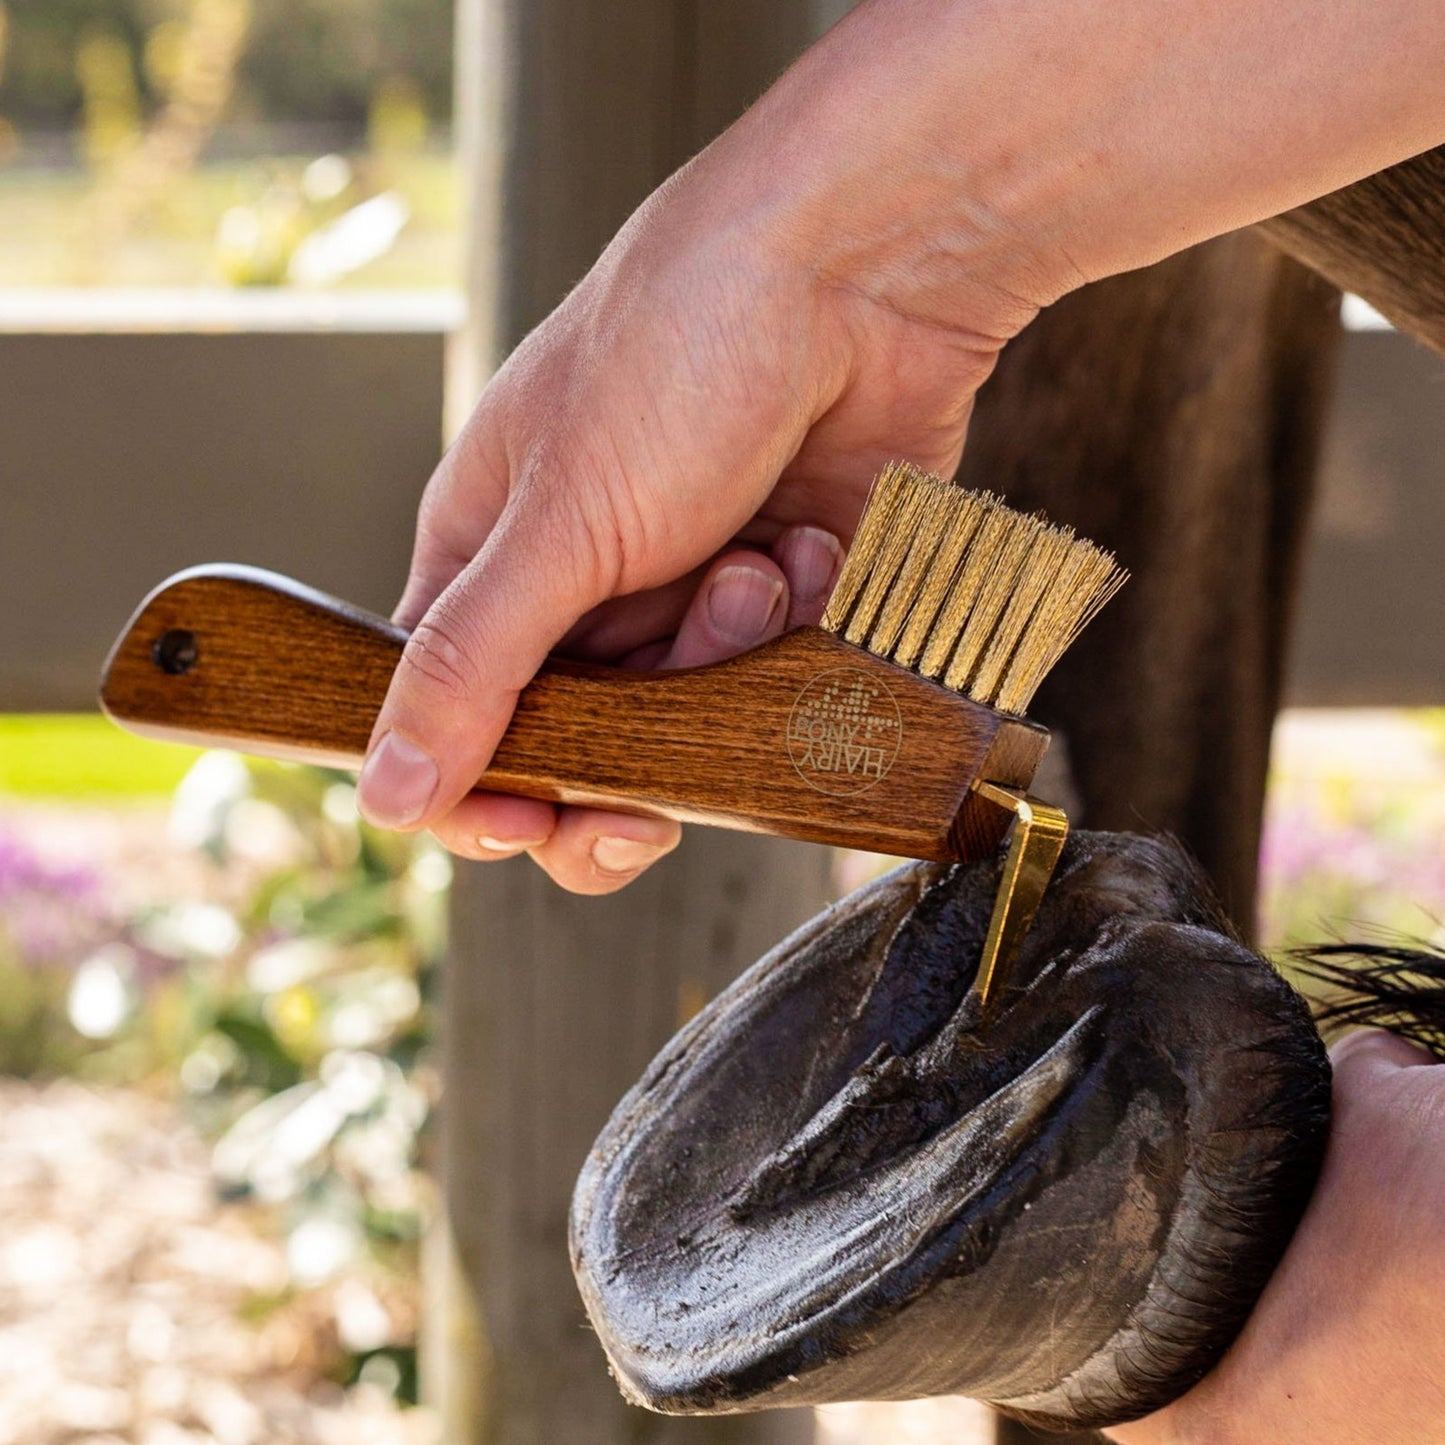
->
(99, 565, 1049, 862)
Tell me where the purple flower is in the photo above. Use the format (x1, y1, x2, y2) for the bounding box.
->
(0, 830, 109, 969)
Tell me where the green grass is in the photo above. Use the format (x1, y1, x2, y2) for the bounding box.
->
(0, 715, 201, 798)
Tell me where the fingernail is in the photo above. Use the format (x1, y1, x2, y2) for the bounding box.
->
(592, 835, 664, 876)
(706, 566, 784, 645)
(782, 527, 842, 601)
(477, 833, 549, 856)
(358, 731, 438, 828)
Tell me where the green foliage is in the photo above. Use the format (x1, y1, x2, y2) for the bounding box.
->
(0, 744, 446, 1401)
(1, 0, 152, 129)
(238, 0, 451, 131)
(0, 148, 460, 288)
(211, 1005, 304, 1092)
(0, 954, 89, 1076)
(0, 0, 460, 290)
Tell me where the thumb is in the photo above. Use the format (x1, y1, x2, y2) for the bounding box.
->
(357, 489, 614, 831)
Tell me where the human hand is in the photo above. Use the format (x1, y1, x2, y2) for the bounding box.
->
(1107, 1030, 1445, 1445)
(353, 30, 1045, 890)
(356, 0, 1445, 891)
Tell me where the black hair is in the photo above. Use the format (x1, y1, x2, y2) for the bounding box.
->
(1298, 940, 1445, 1060)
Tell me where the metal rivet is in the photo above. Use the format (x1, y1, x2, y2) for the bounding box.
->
(153, 629, 199, 676)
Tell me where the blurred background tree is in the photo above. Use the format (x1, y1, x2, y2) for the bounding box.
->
(0, 0, 451, 138)
(0, 0, 460, 287)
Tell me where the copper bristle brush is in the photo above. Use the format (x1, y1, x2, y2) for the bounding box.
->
(100, 462, 1126, 1011)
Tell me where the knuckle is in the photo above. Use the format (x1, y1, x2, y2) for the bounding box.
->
(399, 610, 480, 706)
(515, 448, 627, 601)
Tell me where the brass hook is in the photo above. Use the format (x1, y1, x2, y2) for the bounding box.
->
(968, 781, 1069, 1019)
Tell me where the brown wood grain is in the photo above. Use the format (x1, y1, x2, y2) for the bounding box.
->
(1258, 145, 1445, 358)
(100, 565, 1048, 864)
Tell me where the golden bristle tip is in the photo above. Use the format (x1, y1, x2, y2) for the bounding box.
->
(821, 462, 1127, 715)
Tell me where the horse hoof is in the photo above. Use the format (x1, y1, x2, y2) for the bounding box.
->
(570, 832, 1330, 1432)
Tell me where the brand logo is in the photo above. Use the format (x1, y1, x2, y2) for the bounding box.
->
(787, 668, 902, 795)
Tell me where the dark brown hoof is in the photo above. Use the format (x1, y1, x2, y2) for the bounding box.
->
(570, 833, 1330, 1432)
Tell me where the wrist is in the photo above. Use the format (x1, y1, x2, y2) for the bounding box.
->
(721, 0, 1066, 348)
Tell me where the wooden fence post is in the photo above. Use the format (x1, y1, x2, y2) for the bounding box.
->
(430, 4, 832, 1442)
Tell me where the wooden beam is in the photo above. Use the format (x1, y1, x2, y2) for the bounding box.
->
(437, 834, 830, 1445)
(0, 328, 442, 712)
(1286, 328, 1445, 707)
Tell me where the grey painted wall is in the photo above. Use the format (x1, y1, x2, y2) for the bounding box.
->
(1288, 329, 1445, 706)
(0, 330, 445, 711)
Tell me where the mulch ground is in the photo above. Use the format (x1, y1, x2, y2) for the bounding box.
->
(0, 1078, 438, 1445)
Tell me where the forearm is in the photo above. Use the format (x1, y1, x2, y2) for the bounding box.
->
(714, 0, 1445, 338)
